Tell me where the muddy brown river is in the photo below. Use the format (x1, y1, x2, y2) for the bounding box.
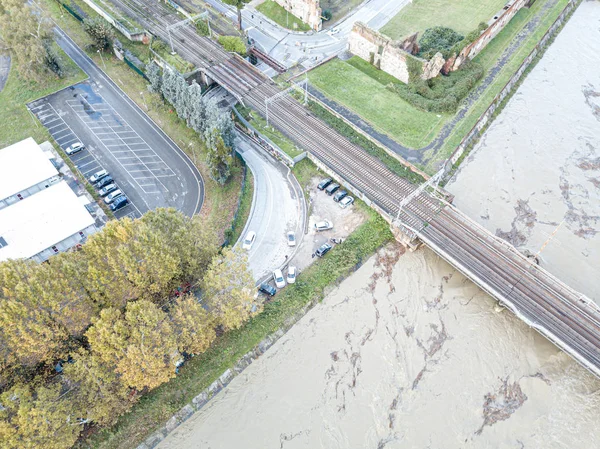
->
(157, 2, 600, 448)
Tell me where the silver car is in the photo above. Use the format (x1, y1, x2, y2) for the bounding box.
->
(104, 189, 123, 204)
(339, 196, 354, 208)
(314, 219, 333, 232)
(65, 142, 84, 155)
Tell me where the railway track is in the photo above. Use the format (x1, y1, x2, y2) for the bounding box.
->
(106, 0, 600, 378)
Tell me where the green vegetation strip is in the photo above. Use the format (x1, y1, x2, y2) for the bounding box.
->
(256, 0, 312, 31)
(82, 160, 393, 449)
(303, 97, 425, 184)
(227, 168, 255, 245)
(0, 48, 86, 147)
(309, 57, 446, 149)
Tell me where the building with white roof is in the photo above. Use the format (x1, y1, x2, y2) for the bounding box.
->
(0, 138, 98, 263)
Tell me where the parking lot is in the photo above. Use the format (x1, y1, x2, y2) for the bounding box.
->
(28, 80, 203, 219)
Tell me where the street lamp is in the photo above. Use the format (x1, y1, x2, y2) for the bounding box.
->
(139, 91, 148, 111)
(97, 49, 106, 70)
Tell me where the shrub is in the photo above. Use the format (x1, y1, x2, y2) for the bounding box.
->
(218, 36, 246, 56)
(419, 27, 463, 59)
(82, 17, 114, 51)
(196, 19, 209, 36)
(388, 61, 484, 113)
(322, 9, 332, 21)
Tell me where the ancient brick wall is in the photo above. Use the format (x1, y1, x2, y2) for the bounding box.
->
(275, 0, 322, 31)
(348, 22, 442, 84)
(454, 0, 528, 68)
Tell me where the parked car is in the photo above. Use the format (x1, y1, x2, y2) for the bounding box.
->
(287, 231, 296, 247)
(339, 196, 354, 208)
(327, 27, 340, 35)
(242, 231, 256, 250)
(317, 178, 332, 190)
(104, 189, 123, 204)
(315, 243, 332, 258)
(273, 269, 286, 289)
(109, 195, 128, 211)
(333, 190, 348, 202)
(325, 183, 340, 196)
(258, 283, 276, 297)
(65, 142, 84, 155)
(98, 183, 117, 197)
(94, 175, 113, 189)
(287, 266, 297, 284)
(315, 219, 333, 232)
(89, 169, 108, 184)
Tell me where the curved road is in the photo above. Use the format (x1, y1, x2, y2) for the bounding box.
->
(234, 132, 305, 281)
(51, 26, 204, 217)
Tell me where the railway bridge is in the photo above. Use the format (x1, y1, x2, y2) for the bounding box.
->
(109, 0, 600, 378)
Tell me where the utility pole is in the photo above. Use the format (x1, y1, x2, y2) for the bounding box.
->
(264, 77, 309, 126)
(166, 14, 205, 55)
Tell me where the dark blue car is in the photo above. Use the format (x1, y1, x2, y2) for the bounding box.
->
(109, 195, 128, 211)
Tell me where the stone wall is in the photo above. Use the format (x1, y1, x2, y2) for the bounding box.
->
(453, 0, 529, 69)
(274, 0, 322, 31)
(348, 22, 442, 84)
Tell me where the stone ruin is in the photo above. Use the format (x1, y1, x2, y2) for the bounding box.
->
(347, 22, 444, 84)
(347, 0, 529, 82)
(274, 0, 322, 31)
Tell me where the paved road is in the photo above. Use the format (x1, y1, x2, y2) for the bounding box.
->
(201, 0, 409, 68)
(235, 132, 305, 281)
(40, 26, 204, 218)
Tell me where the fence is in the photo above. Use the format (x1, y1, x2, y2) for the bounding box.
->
(124, 56, 148, 80)
(60, 1, 84, 21)
(444, 0, 582, 175)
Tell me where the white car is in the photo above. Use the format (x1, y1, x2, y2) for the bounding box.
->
(287, 266, 297, 284)
(327, 27, 340, 36)
(89, 169, 108, 184)
(65, 142, 84, 155)
(287, 231, 296, 247)
(273, 269, 286, 289)
(242, 231, 256, 250)
(315, 219, 333, 232)
(104, 189, 123, 204)
(339, 196, 354, 208)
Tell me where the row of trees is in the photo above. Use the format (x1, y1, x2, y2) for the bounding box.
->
(0, 0, 66, 80)
(147, 63, 236, 184)
(0, 209, 260, 448)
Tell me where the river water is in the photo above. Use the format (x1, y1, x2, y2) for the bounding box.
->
(447, 0, 600, 302)
(157, 3, 600, 448)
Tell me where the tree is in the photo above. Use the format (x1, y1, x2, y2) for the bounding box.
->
(205, 133, 233, 184)
(146, 61, 162, 95)
(218, 36, 246, 56)
(221, 0, 250, 30)
(187, 81, 205, 132)
(418, 26, 463, 59)
(202, 247, 260, 331)
(86, 301, 179, 390)
(170, 294, 216, 355)
(0, 381, 82, 449)
(82, 17, 114, 51)
(43, 41, 65, 77)
(0, 0, 53, 80)
(63, 349, 133, 426)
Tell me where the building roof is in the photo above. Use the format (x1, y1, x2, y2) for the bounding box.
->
(0, 138, 58, 201)
(0, 182, 95, 261)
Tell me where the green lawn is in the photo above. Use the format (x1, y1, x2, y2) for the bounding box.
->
(309, 57, 447, 149)
(0, 48, 86, 148)
(381, 0, 508, 39)
(250, 113, 304, 158)
(256, 0, 312, 31)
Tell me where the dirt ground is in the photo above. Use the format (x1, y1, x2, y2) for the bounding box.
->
(291, 177, 366, 273)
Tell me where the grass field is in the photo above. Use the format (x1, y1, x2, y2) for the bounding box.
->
(0, 48, 86, 148)
(256, 0, 312, 31)
(381, 0, 508, 39)
(309, 57, 447, 149)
